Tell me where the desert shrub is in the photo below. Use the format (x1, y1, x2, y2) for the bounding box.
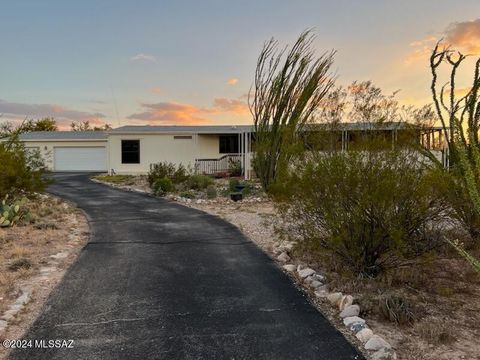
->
(414, 318, 456, 344)
(186, 175, 213, 190)
(0, 139, 47, 199)
(378, 294, 417, 325)
(153, 177, 174, 196)
(148, 162, 191, 189)
(276, 149, 450, 276)
(229, 178, 240, 192)
(206, 185, 217, 199)
(93, 175, 134, 185)
(228, 159, 242, 177)
(179, 190, 196, 199)
(8, 257, 32, 272)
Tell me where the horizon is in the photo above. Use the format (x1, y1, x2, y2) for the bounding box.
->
(1, 0, 479, 130)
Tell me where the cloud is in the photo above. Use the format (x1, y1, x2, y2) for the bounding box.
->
(227, 78, 239, 85)
(404, 36, 437, 65)
(0, 99, 105, 122)
(127, 98, 249, 125)
(130, 53, 157, 62)
(150, 87, 163, 94)
(213, 98, 249, 113)
(445, 19, 480, 54)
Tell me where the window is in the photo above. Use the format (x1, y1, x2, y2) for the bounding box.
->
(121, 140, 140, 164)
(174, 135, 192, 140)
(219, 135, 239, 154)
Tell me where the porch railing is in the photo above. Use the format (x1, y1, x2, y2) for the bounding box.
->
(195, 154, 241, 175)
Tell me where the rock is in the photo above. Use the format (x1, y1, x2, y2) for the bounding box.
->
(340, 304, 360, 318)
(371, 348, 397, 360)
(0, 319, 7, 332)
(314, 287, 329, 298)
(297, 264, 304, 272)
(311, 273, 326, 282)
(298, 268, 316, 279)
(365, 335, 392, 351)
(327, 292, 343, 305)
(277, 252, 290, 263)
(356, 328, 374, 343)
(283, 264, 296, 272)
(310, 280, 323, 289)
(343, 316, 366, 327)
(338, 295, 354, 311)
(1, 309, 17, 321)
(50, 252, 69, 260)
(349, 322, 367, 333)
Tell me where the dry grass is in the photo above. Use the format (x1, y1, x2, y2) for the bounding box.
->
(0, 195, 88, 319)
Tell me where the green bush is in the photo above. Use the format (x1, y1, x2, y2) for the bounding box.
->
(179, 190, 196, 199)
(228, 159, 242, 177)
(153, 177, 174, 196)
(206, 185, 217, 199)
(276, 149, 450, 276)
(229, 178, 240, 192)
(0, 139, 48, 199)
(186, 175, 213, 190)
(148, 162, 191, 187)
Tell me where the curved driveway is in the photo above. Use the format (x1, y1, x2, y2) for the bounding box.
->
(10, 173, 363, 360)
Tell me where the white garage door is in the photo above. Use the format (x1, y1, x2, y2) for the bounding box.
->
(54, 147, 107, 171)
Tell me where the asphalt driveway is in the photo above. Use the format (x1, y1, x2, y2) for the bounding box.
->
(9, 173, 363, 360)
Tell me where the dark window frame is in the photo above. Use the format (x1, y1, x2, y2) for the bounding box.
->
(219, 135, 239, 154)
(173, 135, 193, 140)
(121, 140, 140, 164)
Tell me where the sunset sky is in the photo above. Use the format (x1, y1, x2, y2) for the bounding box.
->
(1, 0, 479, 129)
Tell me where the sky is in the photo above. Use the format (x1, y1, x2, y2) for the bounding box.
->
(0, 0, 479, 129)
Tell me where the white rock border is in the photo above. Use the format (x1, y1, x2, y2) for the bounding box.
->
(276, 242, 396, 360)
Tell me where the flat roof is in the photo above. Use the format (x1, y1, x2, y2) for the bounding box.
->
(19, 131, 108, 141)
(108, 125, 254, 134)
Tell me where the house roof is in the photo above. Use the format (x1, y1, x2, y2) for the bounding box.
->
(108, 125, 254, 134)
(19, 131, 108, 141)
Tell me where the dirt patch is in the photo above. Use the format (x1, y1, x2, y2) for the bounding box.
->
(0, 195, 88, 359)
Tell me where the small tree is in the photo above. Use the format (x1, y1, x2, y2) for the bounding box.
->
(430, 41, 480, 272)
(249, 29, 335, 191)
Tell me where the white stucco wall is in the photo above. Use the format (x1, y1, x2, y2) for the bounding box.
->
(108, 134, 224, 174)
(23, 140, 108, 171)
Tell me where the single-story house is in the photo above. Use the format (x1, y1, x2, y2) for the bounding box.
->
(15, 123, 447, 178)
(18, 125, 255, 178)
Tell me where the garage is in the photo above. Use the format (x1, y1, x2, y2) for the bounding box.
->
(54, 147, 107, 171)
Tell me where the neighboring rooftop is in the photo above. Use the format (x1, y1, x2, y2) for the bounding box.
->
(109, 125, 254, 134)
(19, 131, 108, 141)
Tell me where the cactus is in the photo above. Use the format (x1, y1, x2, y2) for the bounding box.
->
(0, 195, 29, 227)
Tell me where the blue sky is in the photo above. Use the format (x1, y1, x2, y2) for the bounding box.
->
(0, 0, 479, 128)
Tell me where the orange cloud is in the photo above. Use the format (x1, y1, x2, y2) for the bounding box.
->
(445, 19, 480, 54)
(227, 78, 239, 85)
(150, 87, 163, 94)
(127, 97, 249, 125)
(213, 98, 249, 113)
(404, 36, 437, 65)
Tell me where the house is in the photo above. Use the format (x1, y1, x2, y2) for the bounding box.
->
(17, 123, 446, 178)
(18, 125, 255, 178)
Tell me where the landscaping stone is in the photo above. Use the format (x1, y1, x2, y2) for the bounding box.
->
(371, 348, 397, 360)
(340, 304, 360, 318)
(277, 252, 290, 263)
(304, 275, 314, 284)
(0, 319, 7, 332)
(338, 295, 354, 311)
(282, 264, 296, 272)
(51, 252, 69, 260)
(297, 264, 304, 272)
(356, 328, 374, 343)
(365, 335, 392, 351)
(298, 268, 316, 279)
(310, 280, 323, 289)
(343, 316, 366, 327)
(327, 292, 343, 305)
(311, 273, 325, 282)
(349, 322, 367, 333)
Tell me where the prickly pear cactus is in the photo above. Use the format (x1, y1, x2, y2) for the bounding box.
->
(0, 195, 29, 227)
